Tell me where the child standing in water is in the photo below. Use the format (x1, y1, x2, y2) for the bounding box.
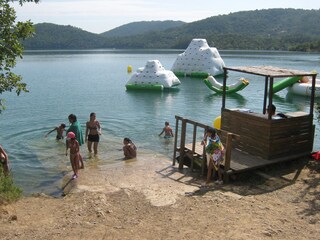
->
(159, 121, 174, 138)
(65, 132, 81, 179)
(45, 123, 66, 140)
(201, 127, 224, 186)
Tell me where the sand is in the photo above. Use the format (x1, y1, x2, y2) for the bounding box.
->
(0, 152, 319, 240)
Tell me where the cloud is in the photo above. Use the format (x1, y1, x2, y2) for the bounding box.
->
(12, 0, 320, 33)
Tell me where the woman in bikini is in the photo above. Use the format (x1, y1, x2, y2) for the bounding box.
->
(65, 132, 80, 179)
(85, 112, 102, 155)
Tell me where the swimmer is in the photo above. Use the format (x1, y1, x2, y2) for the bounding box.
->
(159, 121, 174, 138)
(45, 123, 66, 140)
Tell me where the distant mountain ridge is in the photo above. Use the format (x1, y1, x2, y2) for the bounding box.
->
(22, 9, 320, 51)
(100, 20, 185, 37)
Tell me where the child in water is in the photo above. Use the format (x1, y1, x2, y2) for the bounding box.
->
(123, 138, 137, 159)
(159, 121, 174, 138)
(201, 127, 224, 186)
(65, 132, 81, 179)
(45, 123, 66, 140)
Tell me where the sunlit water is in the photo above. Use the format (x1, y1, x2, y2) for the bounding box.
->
(1, 49, 319, 195)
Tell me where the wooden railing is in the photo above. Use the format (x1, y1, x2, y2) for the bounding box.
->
(173, 115, 240, 175)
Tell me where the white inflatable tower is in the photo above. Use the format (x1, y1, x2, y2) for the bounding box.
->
(171, 39, 225, 77)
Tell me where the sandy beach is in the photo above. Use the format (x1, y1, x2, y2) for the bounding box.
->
(0, 152, 319, 240)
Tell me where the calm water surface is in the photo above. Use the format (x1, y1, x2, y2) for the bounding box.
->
(1, 49, 319, 195)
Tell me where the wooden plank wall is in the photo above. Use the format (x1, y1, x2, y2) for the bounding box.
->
(221, 109, 314, 160)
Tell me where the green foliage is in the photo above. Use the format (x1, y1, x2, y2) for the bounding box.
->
(22, 9, 320, 52)
(0, 0, 39, 112)
(100, 20, 186, 37)
(22, 23, 107, 49)
(0, 165, 22, 203)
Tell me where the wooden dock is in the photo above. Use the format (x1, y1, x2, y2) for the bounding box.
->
(173, 115, 309, 182)
(184, 142, 308, 173)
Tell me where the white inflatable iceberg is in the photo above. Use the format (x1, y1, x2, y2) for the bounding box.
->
(126, 60, 181, 91)
(171, 38, 225, 78)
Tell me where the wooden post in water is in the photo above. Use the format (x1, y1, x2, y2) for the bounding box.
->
(178, 119, 187, 169)
(173, 116, 180, 165)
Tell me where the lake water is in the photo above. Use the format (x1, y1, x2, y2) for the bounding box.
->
(1, 49, 320, 195)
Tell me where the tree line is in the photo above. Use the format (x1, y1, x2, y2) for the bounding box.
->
(22, 8, 320, 52)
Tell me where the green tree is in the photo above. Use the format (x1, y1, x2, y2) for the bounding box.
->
(0, 0, 39, 112)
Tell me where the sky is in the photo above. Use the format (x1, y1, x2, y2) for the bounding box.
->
(12, 0, 320, 34)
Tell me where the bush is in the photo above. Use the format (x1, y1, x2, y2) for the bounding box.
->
(0, 165, 22, 203)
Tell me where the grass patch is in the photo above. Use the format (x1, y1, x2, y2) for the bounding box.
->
(0, 165, 22, 203)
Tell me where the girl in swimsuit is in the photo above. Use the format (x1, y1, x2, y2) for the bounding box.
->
(85, 112, 102, 155)
(65, 132, 81, 179)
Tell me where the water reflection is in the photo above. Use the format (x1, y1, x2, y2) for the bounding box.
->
(205, 92, 247, 108)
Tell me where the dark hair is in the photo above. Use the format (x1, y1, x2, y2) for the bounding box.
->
(267, 104, 276, 114)
(124, 137, 132, 143)
(90, 112, 96, 117)
(206, 127, 216, 135)
(68, 114, 77, 122)
(165, 121, 169, 126)
(61, 123, 66, 128)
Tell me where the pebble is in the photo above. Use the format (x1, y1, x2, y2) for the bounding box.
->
(8, 215, 17, 221)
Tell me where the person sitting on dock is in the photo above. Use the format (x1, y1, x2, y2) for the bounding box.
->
(201, 128, 224, 186)
(267, 104, 287, 119)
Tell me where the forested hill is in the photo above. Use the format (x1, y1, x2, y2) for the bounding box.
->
(100, 20, 186, 37)
(22, 23, 107, 49)
(22, 9, 320, 51)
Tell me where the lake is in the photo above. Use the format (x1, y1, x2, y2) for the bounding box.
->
(1, 49, 319, 195)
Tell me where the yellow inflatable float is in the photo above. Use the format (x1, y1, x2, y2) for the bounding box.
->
(213, 116, 221, 130)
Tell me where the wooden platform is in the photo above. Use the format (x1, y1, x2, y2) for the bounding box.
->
(173, 115, 312, 182)
(184, 142, 309, 173)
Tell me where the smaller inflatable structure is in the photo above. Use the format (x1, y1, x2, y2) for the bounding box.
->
(273, 76, 320, 97)
(204, 76, 249, 94)
(171, 39, 225, 78)
(126, 60, 181, 91)
(288, 77, 320, 97)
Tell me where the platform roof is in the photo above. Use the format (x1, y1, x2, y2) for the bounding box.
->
(222, 65, 317, 117)
(224, 66, 316, 78)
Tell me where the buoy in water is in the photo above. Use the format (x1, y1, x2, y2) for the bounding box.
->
(213, 115, 221, 130)
(127, 65, 133, 73)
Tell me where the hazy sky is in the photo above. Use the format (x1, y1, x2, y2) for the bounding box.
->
(13, 0, 320, 34)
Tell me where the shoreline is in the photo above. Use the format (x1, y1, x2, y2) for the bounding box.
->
(61, 152, 200, 206)
(1, 154, 319, 240)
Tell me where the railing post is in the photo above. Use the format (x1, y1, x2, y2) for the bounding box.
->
(173, 116, 180, 165)
(224, 133, 233, 171)
(178, 119, 187, 169)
